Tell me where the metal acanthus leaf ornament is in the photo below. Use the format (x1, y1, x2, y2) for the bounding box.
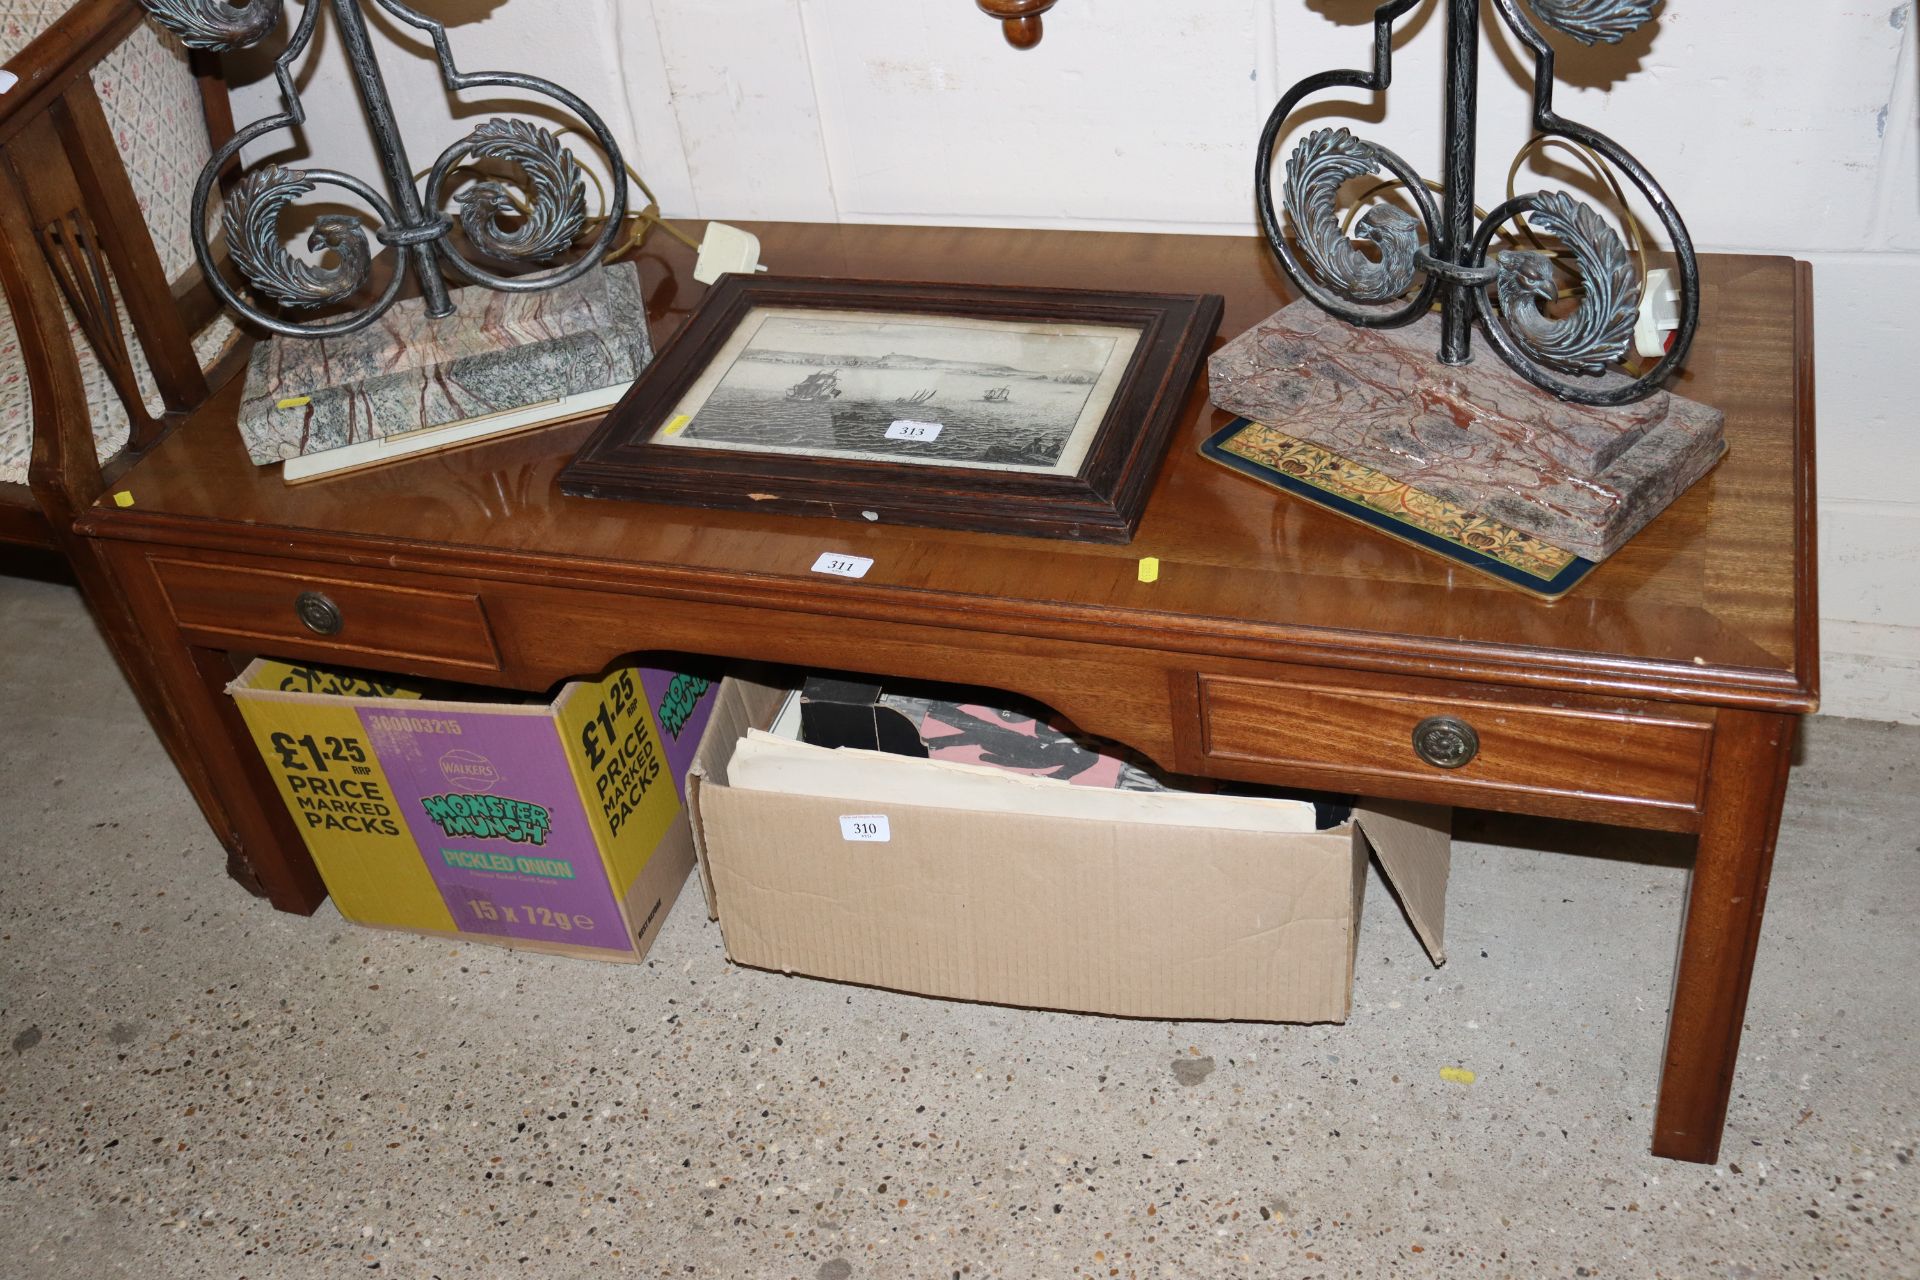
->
(1283, 128, 1423, 305)
(453, 119, 589, 264)
(223, 166, 372, 311)
(1493, 191, 1639, 376)
(137, 0, 283, 52)
(1525, 0, 1659, 46)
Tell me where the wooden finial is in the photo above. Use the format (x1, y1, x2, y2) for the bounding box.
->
(977, 0, 1056, 49)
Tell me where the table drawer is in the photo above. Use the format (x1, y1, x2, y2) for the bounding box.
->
(1196, 672, 1711, 816)
(151, 556, 501, 672)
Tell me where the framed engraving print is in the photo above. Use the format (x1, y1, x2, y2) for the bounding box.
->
(560, 276, 1222, 542)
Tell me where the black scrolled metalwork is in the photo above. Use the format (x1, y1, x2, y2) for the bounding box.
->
(1475, 0, 1701, 404)
(1256, 0, 1701, 405)
(1254, 0, 1442, 330)
(142, 0, 628, 338)
(380, 0, 627, 296)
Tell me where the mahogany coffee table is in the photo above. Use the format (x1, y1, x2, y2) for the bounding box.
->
(76, 223, 1816, 1164)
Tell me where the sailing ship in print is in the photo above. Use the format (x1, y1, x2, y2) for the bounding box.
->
(981, 433, 1056, 466)
(667, 309, 1138, 473)
(785, 369, 843, 401)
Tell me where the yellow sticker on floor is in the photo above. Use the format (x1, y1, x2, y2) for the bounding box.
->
(1439, 1066, 1476, 1085)
(1137, 556, 1160, 584)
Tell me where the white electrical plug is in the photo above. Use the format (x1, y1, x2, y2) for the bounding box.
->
(693, 223, 768, 285)
(1634, 267, 1680, 359)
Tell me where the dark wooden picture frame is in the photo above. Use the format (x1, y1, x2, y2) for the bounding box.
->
(560, 275, 1223, 542)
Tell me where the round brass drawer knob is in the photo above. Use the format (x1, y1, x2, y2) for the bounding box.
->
(295, 590, 343, 637)
(1412, 715, 1479, 769)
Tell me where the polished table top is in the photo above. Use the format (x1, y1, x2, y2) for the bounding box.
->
(90, 224, 1816, 713)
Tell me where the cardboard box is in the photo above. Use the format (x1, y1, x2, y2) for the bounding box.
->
(687, 680, 1451, 1023)
(229, 658, 719, 962)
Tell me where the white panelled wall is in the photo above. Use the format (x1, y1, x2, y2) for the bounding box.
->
(230, 0, 1920, 723)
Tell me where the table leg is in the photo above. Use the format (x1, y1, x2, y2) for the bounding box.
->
(1652, 707, 1797, 1163)
(100, 543, 327, 914)
(58, 536, 239, 863)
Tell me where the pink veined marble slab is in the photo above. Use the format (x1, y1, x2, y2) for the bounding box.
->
(1207, 300, 1726, 562)
(236, 261, 650, 465)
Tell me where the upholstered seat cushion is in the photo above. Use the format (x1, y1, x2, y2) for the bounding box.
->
(0, 7, 236, 485)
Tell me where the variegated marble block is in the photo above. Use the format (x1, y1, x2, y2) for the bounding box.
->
(237, 262, 651, 465)
(1207, 300, 1725, 561)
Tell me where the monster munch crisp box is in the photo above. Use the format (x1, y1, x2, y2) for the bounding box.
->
(230, 659, 719, 962)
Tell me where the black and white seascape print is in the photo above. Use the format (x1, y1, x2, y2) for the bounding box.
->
(653, 308, 1142, 475)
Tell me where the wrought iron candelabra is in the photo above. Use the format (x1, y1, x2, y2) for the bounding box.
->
(139, 0, 629, 338)
(1257, 0, 1699, 407)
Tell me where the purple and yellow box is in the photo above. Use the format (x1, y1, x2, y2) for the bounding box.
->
(229, 658, 719, 962)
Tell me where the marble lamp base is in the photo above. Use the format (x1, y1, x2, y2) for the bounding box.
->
(1207, 300, 1725, 562)
(236, 261, 652, 466)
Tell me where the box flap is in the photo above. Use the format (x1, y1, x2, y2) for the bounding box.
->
(226, 657, 429, 700)
(553, 666, 688, 899)
(686, 676, 788, 918)
(227, 657, 274, 697)
(1353, 800, 1452, 966)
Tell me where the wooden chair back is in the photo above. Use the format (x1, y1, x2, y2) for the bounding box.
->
(0, 0, 234, 546)
(0, 0, 253, 899)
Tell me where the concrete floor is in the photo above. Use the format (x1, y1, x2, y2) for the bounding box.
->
(1, 573, 1916, 1280)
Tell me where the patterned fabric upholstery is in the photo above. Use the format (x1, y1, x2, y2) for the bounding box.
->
(0, 7, 236, 485)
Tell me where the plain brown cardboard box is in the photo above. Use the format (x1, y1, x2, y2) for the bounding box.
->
(686, 678, 1450, 1023)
